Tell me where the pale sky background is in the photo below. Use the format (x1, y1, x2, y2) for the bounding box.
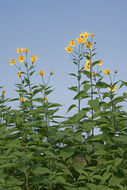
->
(0, 0, 127, 116)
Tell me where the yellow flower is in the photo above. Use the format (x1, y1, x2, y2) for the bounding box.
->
(85, 41, 92, 49)
(50, 71, 54, 75)
(91, 33, 95, 38)
(84, 32, 89, 38)
(29, 91, 33, 95)
(98, 60, 103, 66)
(20, 97, 26, 103)
(39, 70, 45, 76)
(92, 71, 95, 76)
(80, 33, 85, 38)
(24, 48, 30, 53)
(65, 46, 73, 53)
(44, 96, 48, 102)
(104, 69, 111, 75)
(10, 59, 15, 66)
(84, 63, 91, 71)
(18, 55, 25, 63)
(115, 70, 118, 73)
(1, 90, 6, 95)
(69, 40, 75, 46)
(87, 53, 90, 57)
(17, 48, 23, 53)
(109, 85, 117, 92)
(86, 60, 91, 64)
(17, 72, 21, 77)
(31, 55, 38, 63)
(76, 38, 86, 44)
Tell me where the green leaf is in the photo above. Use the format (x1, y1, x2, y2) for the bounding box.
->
(88, 98, 100, 112)
(73, 91, 85, 99)
(33, 167, 51, 175)
(96, 81, 109, 88)
(69, 73, 77, 77)
(82, 70, 90, 78)
(93, 150, 107, 156)
(60, 148, 74, 161)
(114, 158, 122, 167)
(84, 84, 91, 93)
(109, 176, 123, 186)
(73, 161, 85, 173)
(119, 80, 127, 89)
(67, 104, 77, 113)
(68, 86, 78, 92)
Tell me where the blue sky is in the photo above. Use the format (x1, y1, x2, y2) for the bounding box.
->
(0, 0, 127, 115)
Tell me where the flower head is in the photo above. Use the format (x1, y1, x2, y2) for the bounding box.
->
(80, 33, 85, 38)
(29, 91, 33, 95)
(44, 96, 48, 102)
(50, 71, 54, 75)
(17, 72, 21, 77)
(1, 90, 6, 95)
(91, 33, 95, 38)
(84, 63, 91, 71)
(92, 71, 95, 76)
(39, 70, 45, 76)
(10, 59, 15, 66)
(115, 70, 118, 73)
(104, 69, 111, 75)
(69, 40, 75, 46)
(76, 38, 85, 44)
(18, 55, 25, 63)
(17, 48, 23, 53)
(20, 97, 26, 103)
(109, 85, 117, 92)
(85, 60, 91, 64)
(98, 60, 103, 66)
(85, 41, 92, 49)
(24, 48, 30, 53)
(84, 32, 89, 38)
(65, 46, 73, 53)
(31, 55, 38, 63)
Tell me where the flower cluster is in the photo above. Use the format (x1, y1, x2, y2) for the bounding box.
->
(65, 31, 118, 93)
(65, 32, 94, 53)
(10, 48, 38, 66)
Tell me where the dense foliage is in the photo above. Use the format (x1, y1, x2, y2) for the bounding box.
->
(0, 32, 127, 190)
